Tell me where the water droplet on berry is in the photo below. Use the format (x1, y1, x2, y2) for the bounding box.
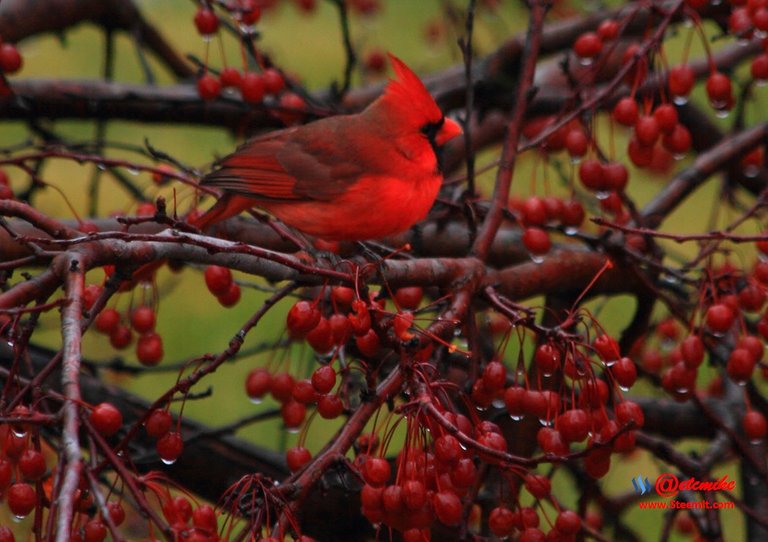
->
(249, 397, 263, 405)
(530, 254, 544, 264)
(579, 57, 594, 67)
(564, 226, 578, 236)
(11, 427, 26, 438)
(492, 399, 505, 409)
(714, 108, 730, 119)
(672, 95, 689, 106)
(287, 426, 300, 434)
(161, 457, 177, 465)
(619, 384, 630, 392)
(744, 165, 760, 177)
(509, 414, 524, 421)
(595, 190, 610, 200)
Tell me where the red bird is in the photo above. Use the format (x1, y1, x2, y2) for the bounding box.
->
(193, 54, 462, 241)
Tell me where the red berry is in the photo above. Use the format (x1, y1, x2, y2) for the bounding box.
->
(220, 67, 243, 88)
(433, 490, 462, 526)
(668, 64, 695, 98)
(192, 503, 218, 532)
(281, 400, 306, 428)
(489, 507, 516, 537)
(18, 449, 46, 481)
(597, 19, 619, 41)
(433, 434, 461, 464)
(402, 479, 427, 510)
(306, 317, 334, 353)
(615, 400, 644, 428)
(727, 348, 756, 383)
(744, 410, 767, 440)
(238, 0, 262, 24)
(522, 196, 548, 226)
(204, 265, 233, 296)
(394, 287, 423, 310)
(556, 510, 582, 535)
(131, 306, 156, 333)
(522, 227, 551, 256)
(330, 286, 355, 307)
(83, 284, 102, 311)
(245, 368, 272, 401)
(311, 365, 336, 394)
(573, 32, 603, 59)
(565, 127, 589, 157)
(194, 7, 219, 35)
(579, 158, 606, 191)
(197, 73, 221, 101)
(662, 124, 692, 155)
(612, 357, 637, 389)
(90, 403, 122, 436)
(705, 303, 735, 333)
(483, 360, 507, 390)
(634, 116, 660, 147)
(84, 520, 107, 542)
(240, 72, 266, 103)
(217, 282, 241, 307)
(355, 328, 381, 357)
(706, 72, 732, 106)
(561, 200, 585, 227)
(276, 92, 306, 125)
(612, 97, 639, 126)
(752, 54, 768, 81)
(95, 308, 121, 334)
(287, 300, 321, 337)
(270, 372, 296, 403)
(286, 446, 312, 471)
(292, 379, 317, 404)
(262, 68, 285, 94)
(157, 431, 184, 463)
(0, 43, 22, 74)
(317, 393, 344, 419)
(603, 162, 629, 191)
(653, 104, 679, 134)
(681, 335, 705, 368)
(146, 409, 172, 437)
(524, 473, 551, 499)
(363, 457, 391, 487)
(137, 332, 164, 366)
(7, 482, 36, 517)
(558, 409, 590, 442)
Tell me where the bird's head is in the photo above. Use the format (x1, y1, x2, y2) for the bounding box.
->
(376, 54, 462, 148)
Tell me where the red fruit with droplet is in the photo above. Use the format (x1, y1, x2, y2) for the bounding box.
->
(522, 227, 551, 255)
(306, 317, 334, 353)
(194, 7, 219, 35)
(281, 400, 306, 428)
(681, 335, 705, 369)
(0, 43, 22, 74)
(668, 64, 695, 97)
(7, 483, 36, 517)
(705, 303, 735, 333)
(157, 431, 183, 463)
(245, 368, 272, 401)
(573, 32, 602, 58)
(558, 409, 590, 442)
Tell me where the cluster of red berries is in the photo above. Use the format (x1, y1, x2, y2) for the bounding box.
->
(86, 284, 164, 366)
(158, 495, 219, 541)
(144, 409, 184, 465)
(356, 414, 586, 542)
(509, 195, 586, 258)
(192, 2, 308, 124)
(204, 265, 242, 308)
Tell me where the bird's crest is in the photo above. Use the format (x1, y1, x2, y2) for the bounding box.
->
(381, 54, 443, 125)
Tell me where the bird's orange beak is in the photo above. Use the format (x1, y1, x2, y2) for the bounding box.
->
(436, 117, 462, 146)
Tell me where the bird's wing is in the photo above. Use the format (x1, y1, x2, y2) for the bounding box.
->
(201, 117, 376, 202)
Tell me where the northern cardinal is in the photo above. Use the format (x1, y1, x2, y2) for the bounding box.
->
(192, 53, 462, 241)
